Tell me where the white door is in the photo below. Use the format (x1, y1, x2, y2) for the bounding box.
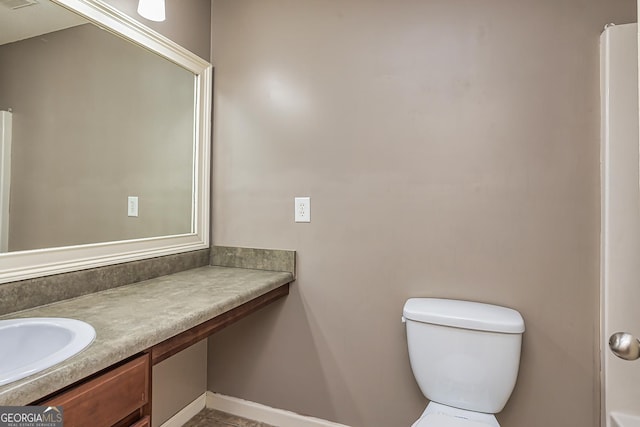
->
(600, 23, 640, 427)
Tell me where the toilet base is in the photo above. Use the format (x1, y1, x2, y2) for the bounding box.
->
(412, 402, 500, 427)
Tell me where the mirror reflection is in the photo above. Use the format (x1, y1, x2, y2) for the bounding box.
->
(0, 0, 196, 253)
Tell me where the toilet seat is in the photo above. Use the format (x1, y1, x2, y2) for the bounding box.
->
(411, 402, 499, 427)
(414, 413, 494, 427)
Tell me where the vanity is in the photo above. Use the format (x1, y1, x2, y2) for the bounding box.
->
(0, 264, 294, 427)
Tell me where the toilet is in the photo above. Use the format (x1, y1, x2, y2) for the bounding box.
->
(402, 298, 525, 427)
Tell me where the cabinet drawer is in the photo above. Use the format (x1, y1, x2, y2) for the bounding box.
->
(43, 354, 149, 427)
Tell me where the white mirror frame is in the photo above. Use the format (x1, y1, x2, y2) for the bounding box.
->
(0, 0, 211, 283)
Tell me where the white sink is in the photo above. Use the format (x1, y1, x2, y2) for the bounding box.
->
(0, 318, 95, 386)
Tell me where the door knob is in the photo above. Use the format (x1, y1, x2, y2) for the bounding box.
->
(609, 332, 640, 361)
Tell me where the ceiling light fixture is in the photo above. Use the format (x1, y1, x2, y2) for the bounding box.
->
(137, 0, 165, 22)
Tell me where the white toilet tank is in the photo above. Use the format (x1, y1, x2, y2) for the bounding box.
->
(403, 298, 525, 414)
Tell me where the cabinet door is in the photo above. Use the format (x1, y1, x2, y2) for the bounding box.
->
(43, 354, 149, 427)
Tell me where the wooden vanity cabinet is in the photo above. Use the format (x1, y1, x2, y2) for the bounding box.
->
(28, 283, 291, 427)
(41, 353, 150, 427)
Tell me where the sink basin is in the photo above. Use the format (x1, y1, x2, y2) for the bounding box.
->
(0, 318, 95, 386)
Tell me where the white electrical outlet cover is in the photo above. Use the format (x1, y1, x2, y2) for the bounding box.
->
(295, 197, 310, 222)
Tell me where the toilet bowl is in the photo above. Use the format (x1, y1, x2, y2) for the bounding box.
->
(403, 298, 525, 427)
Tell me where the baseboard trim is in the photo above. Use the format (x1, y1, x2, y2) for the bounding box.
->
(159, 392, 207, 427)
(206, 392, 351, 427)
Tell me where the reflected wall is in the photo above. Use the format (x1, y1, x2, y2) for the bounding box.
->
(0, 23, 194, 252)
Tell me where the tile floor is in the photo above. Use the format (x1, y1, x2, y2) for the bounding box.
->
(183, 408, 277, 427)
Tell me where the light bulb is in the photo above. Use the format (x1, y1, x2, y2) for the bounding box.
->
(137, 0, 165, 22)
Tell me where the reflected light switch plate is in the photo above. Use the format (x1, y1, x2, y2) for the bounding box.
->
(128, 196, 139, 217)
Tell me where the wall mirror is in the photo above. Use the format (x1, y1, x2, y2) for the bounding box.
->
(0, 0, 211, 283)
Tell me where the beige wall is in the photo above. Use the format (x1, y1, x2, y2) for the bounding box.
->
(0, 23, 194, 251)
(208, 1, 636, 427)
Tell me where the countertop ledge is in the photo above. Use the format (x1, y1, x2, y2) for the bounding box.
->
(0, 266, 294, 406)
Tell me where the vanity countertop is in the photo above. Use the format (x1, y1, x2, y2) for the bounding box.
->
(0, 265, 294, 405)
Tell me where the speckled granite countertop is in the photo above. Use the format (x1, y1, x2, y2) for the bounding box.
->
(0, 266, 293, 406)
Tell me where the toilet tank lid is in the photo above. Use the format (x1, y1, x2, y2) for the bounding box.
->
(403, 298, 525, 333)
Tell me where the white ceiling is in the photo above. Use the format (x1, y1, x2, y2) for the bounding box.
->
(0, 0, 87, 46)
